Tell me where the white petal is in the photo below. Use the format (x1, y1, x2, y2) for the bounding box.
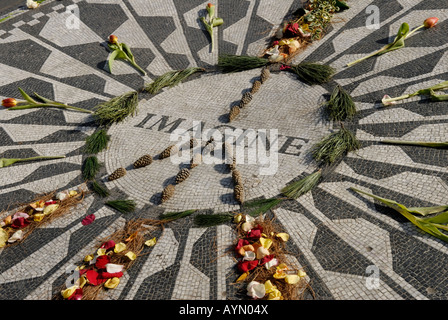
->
(243, 251, 256, 261)
(105, 263, 124, 273)
(8, 230, 23, 243)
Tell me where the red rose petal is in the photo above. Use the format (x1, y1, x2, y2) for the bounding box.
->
(237, 260, 258, 273)
(11, 217, 30, 229)
(86, 269, 107, 286)
(95, 255, 111, 269)
(67, 288, 83, 300)
(81, 214, 95, 226)
(100, 240, 116, 250)
(99, 271, 123, 279)
(259, 254, 275, 266)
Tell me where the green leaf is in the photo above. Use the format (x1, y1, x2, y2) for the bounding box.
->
(421, 210, 448, 224)
(18, 87, 38, 104)
(121, 42, 135, 62)
(378, 22, 410, 55)
(108, 49, 119, 73)
(408, 205, 448, 216)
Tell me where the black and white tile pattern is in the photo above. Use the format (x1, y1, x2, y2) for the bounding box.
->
(0, 0, 447, 300)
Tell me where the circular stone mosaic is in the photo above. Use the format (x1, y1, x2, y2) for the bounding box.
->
(105, 70, 331, 211)
(1, 0, 448, 301)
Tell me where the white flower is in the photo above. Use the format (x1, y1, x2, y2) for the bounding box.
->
(26, 0, 40, 9)
(247, 281, 266, 299)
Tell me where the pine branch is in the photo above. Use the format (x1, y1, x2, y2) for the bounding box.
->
(289, 62, 335, 85)
(93, 91, 139, 126)
(91, 180, 110, 198)
(159, 209, 197, 221)
(326, 85, 357, 121)
(144, 67, 205, 95)
(106, 199, 136, 213)
(281, 170, 322, 199)
(312, 126, 360, 164)
(218, 55, 269, 73)
(82, 156, 101, 181)
(84, 129, 110, 154)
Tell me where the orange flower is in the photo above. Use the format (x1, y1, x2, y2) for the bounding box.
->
(207, 3, 214, 8)
(423, 17, 438, 28)
(2, 98, 17, 108)
(108, 34, 118, 44)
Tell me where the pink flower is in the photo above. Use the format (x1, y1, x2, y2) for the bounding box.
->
(285, 23, 299, 36)
(272, 40, 279, 46)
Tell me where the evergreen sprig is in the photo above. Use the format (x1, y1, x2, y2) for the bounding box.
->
(106, 199, 136, 213)
(91, 180, 110, 198)
(218, 54, 269, 73)
(312, 126, 360, 164)
(82, 156, 101, 181)
(281, 170, 322, 199)
(144, 67, 205, 95)
(93, 91, 139, 126)
(159, 209, 197, 221)
(288, 62, 335, 85)
(326, 85, 357, 121)
(243, 198, 284, 217)
(84, 129, 110, 154)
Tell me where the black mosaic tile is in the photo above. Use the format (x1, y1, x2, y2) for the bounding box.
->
(0, 39, 52, 73)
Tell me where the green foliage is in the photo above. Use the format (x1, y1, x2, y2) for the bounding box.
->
(218, 55, 269, 73)
(106, 199, 137, 213)
(84, 129, 110, 154)
(312, 126, 360, 164)
(91, 180, 110, 198)
(351, 187, 448, 243)
(144, 67, 205, 94)
(243, 198, 284, 217)
(289, 62, 335, 85)
(82, 156, 101, 181)
(159, 209, 197, 221)
(194, 213, 233, 227)
(93, 91, 139, 126)
(281, 170, 322, 199)
(326, 85, 357, 121)
(381, 140, 448, 149)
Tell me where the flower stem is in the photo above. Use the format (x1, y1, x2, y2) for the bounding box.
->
(406, 24, 425, 38)
(8, 103, 94, 114)
(346, 47, 387, 67)
(382, 92, 418, 104)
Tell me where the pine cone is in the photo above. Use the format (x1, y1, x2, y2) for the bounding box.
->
(159, 144, 178, 159)
(260, 67, 270, 84)
(175, 168, 191, 184)
(229, 105, 240, 122)
(239, 92, 253, 107)
(250, 80, 262, 94)
(161, 184, 175, 203)
(234, 183, 244, 204)
(108, 167, 126, 181)
(229, 156, 237, 171)
(232, 169, 242, 185)
(222, 142, 234, 161)
(133, 154, 153, 168)
(190, 153, 202, 169)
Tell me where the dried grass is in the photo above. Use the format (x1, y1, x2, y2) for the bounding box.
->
(232, 214, 314, 300)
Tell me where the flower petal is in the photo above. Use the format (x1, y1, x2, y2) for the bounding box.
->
(145, 237, 157, 247)
(125, 251, 137, 260)
(104, 277, 120, 289)
(7, 230, 23, 243)
(81, 214, 95, 226)
(105, 263, 124, 274)
(247, 281, 266, 299)
(276, 233, 290, 242)
(243, 250, 256, 261)
(259, 237, 273, 250)
(114, 242, 127, 253)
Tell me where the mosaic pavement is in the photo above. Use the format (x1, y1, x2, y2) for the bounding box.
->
(0, 0, 447, 300)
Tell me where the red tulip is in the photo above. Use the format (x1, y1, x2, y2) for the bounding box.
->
(108, 34, 118, 44)
(2, 98, 17, 108)
(207, 3, 214, 8)
(423, 17, 438, 28)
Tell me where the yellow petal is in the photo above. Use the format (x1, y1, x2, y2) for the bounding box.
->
(76, 276, 87, 289)
(104, 277, 120, 289)
(236, 272, 249, 283)
(268, 289, 282, 300)
(264, 280, 277, 294)
(233, 214, 242, 223)
(125, 231, 138, 242)
(256, 246, 270, 260)
(285, 274, 300, 284)
(43, 204, 59, 215)
(125, 251, 136, 260)
(69, 190, 78, 197)
(273, 270, 286, 279)
(298, 270, 307, 278)
(114, 242, 127, 253)
(84, 254, 94, 262)
(0, 228, 8, 248)
(97, 248, 107, 256)
(259, 237, 273, 250)
(33, 213, 44, 222)
(145, 237, 157, 247)
(276, 233, 290, 242)
(61, 286, 77, 299)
